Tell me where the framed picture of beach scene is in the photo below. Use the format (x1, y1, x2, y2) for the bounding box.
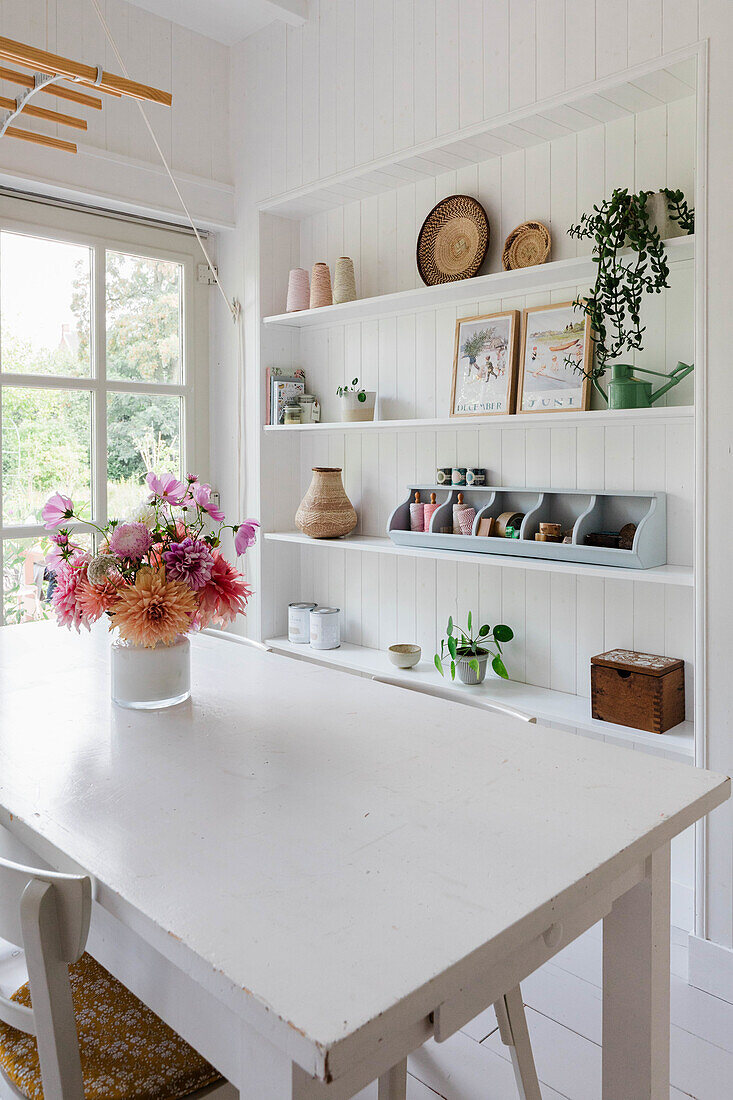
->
(450, 309, 520, 417)
(517, 302, 592, 414)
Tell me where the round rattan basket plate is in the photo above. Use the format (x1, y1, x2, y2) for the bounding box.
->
(501, 220, 551, 270)
(416, 195, 490, 285)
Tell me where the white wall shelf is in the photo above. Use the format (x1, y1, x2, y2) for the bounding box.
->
(257, 51, 696, 218)
(265, 637, 694, 760)
(262, 236, 694, 329)
(263, 405, 694, 433)
(264, 531, 693, 586)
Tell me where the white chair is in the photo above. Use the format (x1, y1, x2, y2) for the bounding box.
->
(0, 853, 235, 1099)
(372, 675, 541, 1100)
(371, 675, 537, 723)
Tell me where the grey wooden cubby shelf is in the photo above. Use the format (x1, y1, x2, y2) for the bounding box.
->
(387, 485, 667, 571)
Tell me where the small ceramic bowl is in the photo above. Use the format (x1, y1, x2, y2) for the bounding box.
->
(388, 643, 421, 669)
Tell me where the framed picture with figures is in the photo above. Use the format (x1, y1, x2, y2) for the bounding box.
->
(517, 302, 592, 414)
(449, 309, 520, 417)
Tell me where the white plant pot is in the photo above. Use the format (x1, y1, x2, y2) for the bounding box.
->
(340, 391, 376, 422)
(111, 634, 191, 710)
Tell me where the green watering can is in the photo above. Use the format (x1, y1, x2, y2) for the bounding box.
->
(593, 362, 694, 409)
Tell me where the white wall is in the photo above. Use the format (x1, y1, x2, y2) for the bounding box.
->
(0, 0, 233, 226)
(213, 0, 733, 957)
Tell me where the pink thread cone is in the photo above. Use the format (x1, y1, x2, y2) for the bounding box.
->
(410, 502, 425, 532)
(286, 268, 310, 312)
(458, 508, 477, 535)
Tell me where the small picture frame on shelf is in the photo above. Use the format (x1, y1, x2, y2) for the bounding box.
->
(517, 302, 592, 414)
(449, 309, 520, 417)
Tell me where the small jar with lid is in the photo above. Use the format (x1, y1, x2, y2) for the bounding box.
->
(299, 394, 317, 424)
(284, 398, 302, 425)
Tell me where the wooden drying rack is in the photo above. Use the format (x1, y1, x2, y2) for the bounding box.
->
(0, 36, 171, 154)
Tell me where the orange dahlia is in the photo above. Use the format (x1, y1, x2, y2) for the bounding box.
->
(113, 568, 198, 647)
(76, 578, 121, 623)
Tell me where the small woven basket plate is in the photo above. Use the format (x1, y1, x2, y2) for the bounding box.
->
(417, 195, 490, 285)
(502, 220, 551, 270)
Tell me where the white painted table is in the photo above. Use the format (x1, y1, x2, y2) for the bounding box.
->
(0, 623, 728, 1099)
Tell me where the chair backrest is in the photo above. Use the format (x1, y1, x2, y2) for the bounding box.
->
(371, 676, 537, 723)
(0, 854, 91, 1099)
(203, 627, 272, 652)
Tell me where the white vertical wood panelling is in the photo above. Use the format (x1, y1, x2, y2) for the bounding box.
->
(225, 0, 708, 952)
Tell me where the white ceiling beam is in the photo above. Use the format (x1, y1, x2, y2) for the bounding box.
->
(261, 0, 308, 27)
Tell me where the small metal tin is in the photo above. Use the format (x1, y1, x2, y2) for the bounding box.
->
(310, 606, 341, 650)
(451, 467, 467, 486)
(436, 467, 452, 485)
(288, 602, 316, 644)
(466, 468, 486, 486)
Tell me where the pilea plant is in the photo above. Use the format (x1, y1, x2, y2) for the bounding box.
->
(434, 612, 513, 681)
(336, 377, 367, 402)
(567, 187, 694, 382)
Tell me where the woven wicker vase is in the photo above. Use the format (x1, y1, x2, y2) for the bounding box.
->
(296, 467, 357, 539)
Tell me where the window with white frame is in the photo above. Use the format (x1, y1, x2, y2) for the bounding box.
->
(0, 216, 195, 626)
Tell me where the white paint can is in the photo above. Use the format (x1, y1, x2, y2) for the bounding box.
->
(288, 602, 316, 644)
(310, 606, 340, 650)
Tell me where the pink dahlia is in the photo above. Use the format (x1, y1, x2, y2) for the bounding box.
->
(146, 471, 186, 505)
(51, 556, 90, 631)
(42, 492, 74, 530)
(234, 519, 259, 555)
(192, 483, 225, 522)
(162, 537, 214, 591)
(109, 522, 153, 560)
(197, 551, 252, 627)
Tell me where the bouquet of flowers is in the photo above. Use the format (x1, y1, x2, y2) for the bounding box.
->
(42, 472, 259, 647)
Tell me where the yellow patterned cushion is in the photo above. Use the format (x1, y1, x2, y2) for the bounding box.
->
(0, 953, 222, 1099)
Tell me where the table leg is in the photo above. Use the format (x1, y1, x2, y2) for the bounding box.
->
(494, 986, 541, 1100)
(602, 844, 671, 1100)
(378, 1059, 407, 1099)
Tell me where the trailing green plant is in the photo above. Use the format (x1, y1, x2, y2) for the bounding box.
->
(434, 612, 513, 681)
(567, 187, 694, 381)
(662, 187, 695, 234)
(336, 377, 367, 402)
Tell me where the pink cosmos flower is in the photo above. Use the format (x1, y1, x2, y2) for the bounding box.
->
(234, 519, 259, 555)
(46, 530, 71, 569)
(192, 483, 225, 522)
(51, 554, 90, 632)
(145, 471, 186, 505)
(162, 537, 214, 590)
(42, 492, 74, 530)
(109, 522, 153, 560)
(197, 551, 252, 628)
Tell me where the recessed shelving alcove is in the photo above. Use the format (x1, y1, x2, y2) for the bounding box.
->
(254, 37, 702, 835)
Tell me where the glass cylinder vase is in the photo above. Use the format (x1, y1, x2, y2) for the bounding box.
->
(111, 634, 191, 710)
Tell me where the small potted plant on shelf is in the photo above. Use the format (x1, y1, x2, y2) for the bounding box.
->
(567, 187, 695, 404)
(336, 377, 376, 422)
(434, 612, 513, 686)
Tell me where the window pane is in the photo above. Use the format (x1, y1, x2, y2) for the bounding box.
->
(2, 536, 52, 626)
(2, 533, 91, 627)
(1, 388, 92, 525)
(107, 392, 181, 519)
(1, 232, 92, 378)
(106, 252, 183, 384)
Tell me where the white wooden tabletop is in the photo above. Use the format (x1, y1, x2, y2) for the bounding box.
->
(0, 622, 727, 1079)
